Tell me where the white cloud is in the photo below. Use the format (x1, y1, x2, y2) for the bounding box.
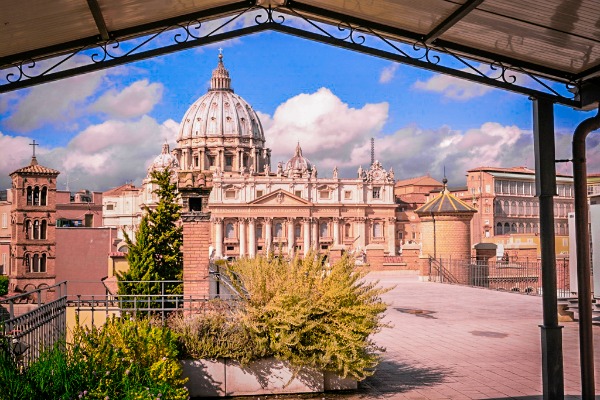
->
(261, 88, 388, 176)
(90, 79, 163, 119)
(0, 133, 39, 188)
(413, 73, 493, 101)
(3, 70, 106, 132)
(379, 63, 399, 84)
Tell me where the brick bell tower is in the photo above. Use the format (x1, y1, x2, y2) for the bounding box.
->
(9, 142, 60, 293)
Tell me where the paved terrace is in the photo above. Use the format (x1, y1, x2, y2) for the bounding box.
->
(257, 271, 599, 400)
(348, 271, 600, 400)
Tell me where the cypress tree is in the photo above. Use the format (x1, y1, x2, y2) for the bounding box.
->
(118, 167, 183, 297)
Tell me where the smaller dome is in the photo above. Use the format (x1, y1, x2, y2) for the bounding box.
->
(149, 142, 180, 172)
(284, 143, 313, 177)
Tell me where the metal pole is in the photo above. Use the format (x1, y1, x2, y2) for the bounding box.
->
(572, 107, 600, 399)
(532, 97, 564, 400)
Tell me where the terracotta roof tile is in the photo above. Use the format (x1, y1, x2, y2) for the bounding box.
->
(10, 157, 59, 176)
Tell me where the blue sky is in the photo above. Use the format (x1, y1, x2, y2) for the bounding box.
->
(0, 30, 598, 192)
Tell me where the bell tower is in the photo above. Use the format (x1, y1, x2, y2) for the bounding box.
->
(9, 141, 60, 292)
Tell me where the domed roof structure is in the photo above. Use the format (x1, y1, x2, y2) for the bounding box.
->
(174, 53, 270, 175)
(149, 142, 179, 172)
(283, 143, 314, 178)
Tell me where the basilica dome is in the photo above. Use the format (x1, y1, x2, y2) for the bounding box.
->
(284, 143, 314, 178)
(174, 53, 270, 175)
(177, 54, 265, 142)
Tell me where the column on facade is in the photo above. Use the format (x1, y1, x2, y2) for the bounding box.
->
(311, 218, 319, 250)
(333, 217, 340, 246)
(239, 218, 247, 257)
(303, 217, 311, 255)
(387, 217, 396, 255)
(265, 217, 273, 253)
(287, 217, 295, 255)
(248, 218, 256, 258)
(357, 217, 366, 250)
(200, 149, 205, 170)
(219, 148, 225, 171)
(213, 217, 223, 258)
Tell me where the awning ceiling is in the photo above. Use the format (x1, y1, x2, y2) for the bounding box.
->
(2, 0, 600, 103)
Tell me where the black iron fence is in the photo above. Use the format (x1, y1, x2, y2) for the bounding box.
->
(0, 282, 68, 367)
(428, 258, 571, 298)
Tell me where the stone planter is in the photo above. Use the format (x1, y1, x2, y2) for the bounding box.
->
(181, 358, 357, 397)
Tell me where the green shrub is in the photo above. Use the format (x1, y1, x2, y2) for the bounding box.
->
(218, 252, 390, 380)
(0, 275, 8, 296)
(171, 306, 268, 364)
(72, 316, 188, 400)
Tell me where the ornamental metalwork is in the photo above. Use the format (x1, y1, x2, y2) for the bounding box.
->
(0, 1, 581, 107)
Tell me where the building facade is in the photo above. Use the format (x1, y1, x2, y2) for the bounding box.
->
(456, 166, 574, 255)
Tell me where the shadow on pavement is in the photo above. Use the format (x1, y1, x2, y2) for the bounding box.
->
(354, 359, 453, 396)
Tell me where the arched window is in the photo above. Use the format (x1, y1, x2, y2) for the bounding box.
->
(533, 223, 539, 234)
(24, 253, 30, 272)
(33, 220, 40, 240)
(525, 201, 531, 216)
(503, 222, 510, 235)
(373, 222, 382, 238)
(496, 222, 503, 235)
(510, 201, 517, 216)
(525, 223, 532, 234)
(33, 186, 40, 206)
(319, 222, 328, 238)
(41, 186, 47, 206)
(26, 186, 33, 205)
(518, 223, 524, 234)
(41, 220, 47, 240)
(294, 224, 301, 238)
(504, 201, 510, 216)
(225, 223, 235, 239)
(40, 254, 46, 272)
(24, 219, 31, 239)
(32, 254, 39, 272)
(345, 223, 352, 238)
(511, 223, 517, 233)
(274, 222, 283, 237)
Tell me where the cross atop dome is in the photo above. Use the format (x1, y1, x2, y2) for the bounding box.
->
(210, 51, 232, 91)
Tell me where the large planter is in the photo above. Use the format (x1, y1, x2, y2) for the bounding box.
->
(181, 358, 357, 397)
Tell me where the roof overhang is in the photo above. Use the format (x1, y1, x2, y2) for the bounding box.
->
(2, 0, 600, 108)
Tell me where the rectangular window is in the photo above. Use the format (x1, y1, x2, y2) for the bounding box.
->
(485, 184, 491, 193)
(106, 204, 114, 211)
(208, 156, 215, 167)
(225, 190, 236, 199)
(319, 190, 330, 199)
(256, 190, 263, 198)
(344, 191, 352, 200)
(225, 155, 233, 167)
(1, 213, 6, 228)
(85, 214, 93, 227)
(295, 190, 302, 198)
(226, 246, 234, 251)
(372, 187, 381, 199)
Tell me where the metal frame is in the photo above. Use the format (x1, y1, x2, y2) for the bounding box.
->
(0, 2, 582, 107)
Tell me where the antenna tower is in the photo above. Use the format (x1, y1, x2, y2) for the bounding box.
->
(370, 137, 375, 165)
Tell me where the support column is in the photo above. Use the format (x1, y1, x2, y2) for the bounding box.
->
(533, 98, 564, 400)
(357, 217, 366, 250)
(333, 217, 340, 245)
(387, 217, 396, 255)
(572, 107, 600, 400)
(303, 217, 311, 255)
(265, 217, 273, 254)
(248, 218, 256, 258)
(311, 219, 319, 250)
(213, 217, 223, 259)
(200, 149, 205, 171)
(239, 218, 246, 257)
(287, 217, 295, 255)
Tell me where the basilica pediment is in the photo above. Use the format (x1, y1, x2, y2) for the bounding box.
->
(249, 189, 312, 206)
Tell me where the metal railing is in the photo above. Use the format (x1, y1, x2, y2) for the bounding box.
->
(0, 282, 68, 366)
(427, 258, 571, 297)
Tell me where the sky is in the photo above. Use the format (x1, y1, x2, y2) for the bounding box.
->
(1, 27, 599, 193)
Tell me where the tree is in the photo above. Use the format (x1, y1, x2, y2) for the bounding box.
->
(118, 167, 183, 297)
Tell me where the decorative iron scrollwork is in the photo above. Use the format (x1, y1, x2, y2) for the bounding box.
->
(0, 1, 582, 106)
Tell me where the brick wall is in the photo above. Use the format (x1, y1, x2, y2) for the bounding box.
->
(420, 215, 472, 260)
(182, 218, 211, 298)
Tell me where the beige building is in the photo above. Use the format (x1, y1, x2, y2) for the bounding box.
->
(209, 145, 397, 259)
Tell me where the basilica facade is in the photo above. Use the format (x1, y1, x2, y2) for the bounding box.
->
(109, 53, 399, 259)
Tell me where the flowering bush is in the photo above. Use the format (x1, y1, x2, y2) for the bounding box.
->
(173, 252, 389, 380)
(0, 317, 188, 400)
